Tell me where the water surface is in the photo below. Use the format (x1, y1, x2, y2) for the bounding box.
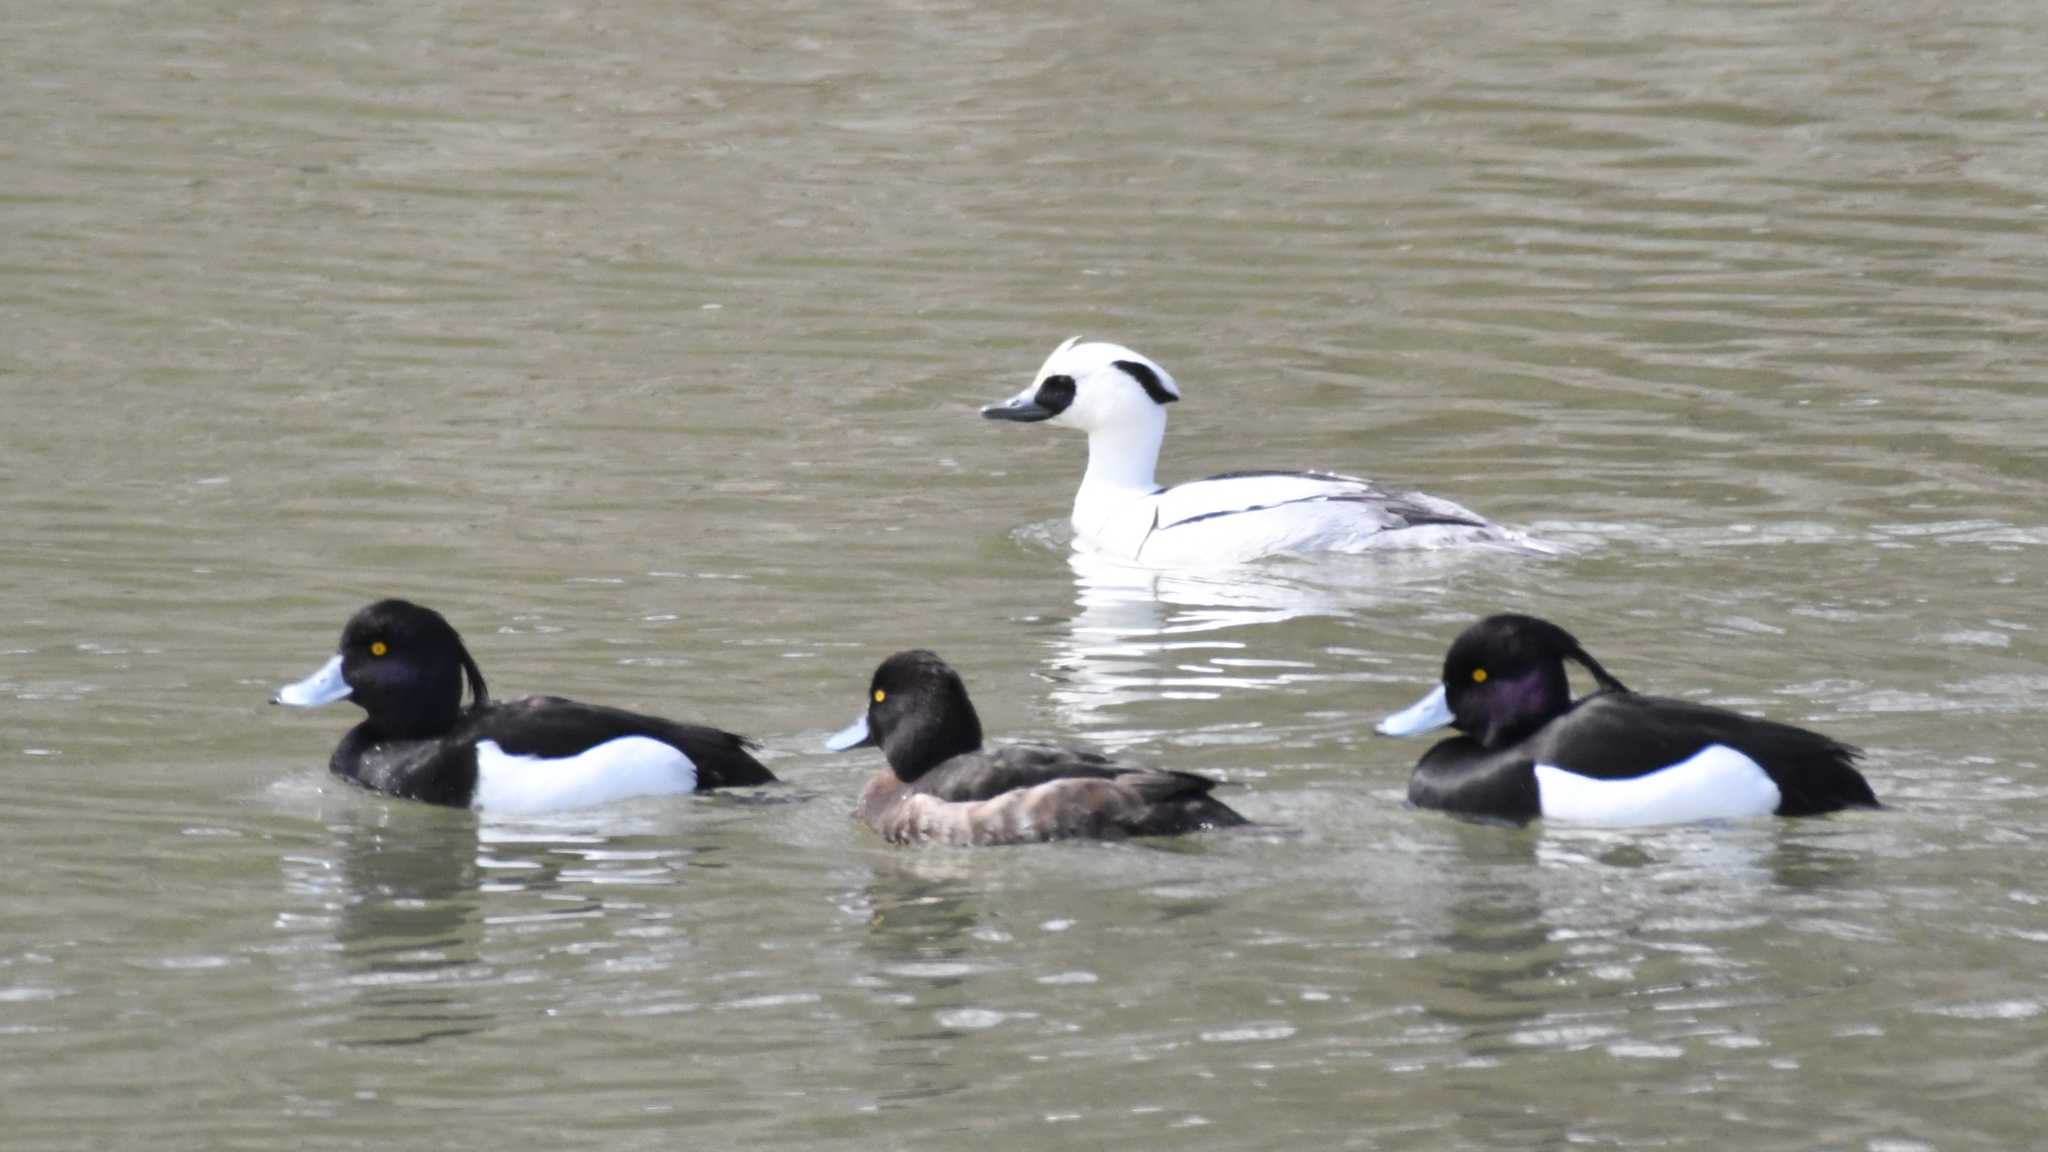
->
(4, 1, 2047, 1148)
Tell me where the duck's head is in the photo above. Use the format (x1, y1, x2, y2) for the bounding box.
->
(981, 337, 1180, 434)
(824, 649, 984, 781)
(1376, 614, 1629, 749)
(273, 599, 489, 738)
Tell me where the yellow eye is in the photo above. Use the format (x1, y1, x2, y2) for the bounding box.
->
(1472, 668, 1488, 683)
(872, 689, 886, 703)
(370, 641, 388, 657)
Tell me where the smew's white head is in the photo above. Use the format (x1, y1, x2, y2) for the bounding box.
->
(982, 338, 1183, 498)
(981, 337, 1180, 433)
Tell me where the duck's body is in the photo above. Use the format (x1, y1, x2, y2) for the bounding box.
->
(1403, 691, 1873, 826)
(1379, 615, 1877, 827)
(827, 650, 1246, 845)
(855, 745, 1241, 845)
(275, 600, 773, 814)
(984, 339, 1541, 566)
(1077, 468, 1520, 566)
(329, 696, 772, 813)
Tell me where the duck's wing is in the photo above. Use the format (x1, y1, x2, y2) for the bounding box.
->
(1152, 471, 1492, 534)
(903, 744, 1247, 840)
(1533, 694, 1874, 815)
(461, 697, 776, 789)
(913, 743, 1133, 802)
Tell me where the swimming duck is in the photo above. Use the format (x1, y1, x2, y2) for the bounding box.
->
(981, 337, 1542, 566)
(273, 599, 774, 813)
(823, 649, 1247, 844)
(1376, 614, 1878, 825)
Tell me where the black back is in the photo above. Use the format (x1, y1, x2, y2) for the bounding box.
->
(460, 696, 773, 790)
(1531, 694, 1874, 815)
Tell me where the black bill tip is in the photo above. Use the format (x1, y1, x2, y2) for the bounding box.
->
(981, 399, 1057, 422)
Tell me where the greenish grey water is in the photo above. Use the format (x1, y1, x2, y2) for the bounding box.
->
(4, 1, 2046, 1148)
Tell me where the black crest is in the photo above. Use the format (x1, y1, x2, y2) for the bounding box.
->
(1113, 360, 1178, 405)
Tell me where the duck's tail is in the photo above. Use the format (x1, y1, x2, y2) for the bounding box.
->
(1122, 770, 1251, 835)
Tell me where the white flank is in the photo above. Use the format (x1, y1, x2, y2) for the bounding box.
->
(1151, 473, 1398, 529)
(1083, 474, 1532, 567)
(471, 736, 698, 816)
(1534, 743, 1781, 827)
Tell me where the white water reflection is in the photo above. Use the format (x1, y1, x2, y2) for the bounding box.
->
(1041, 547, 1502, 729)
(1042, 551, 1344, 726)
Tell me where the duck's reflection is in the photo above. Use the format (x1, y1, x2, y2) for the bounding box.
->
(1366, 816, 1852, 1147)
(314, 805, 492, 1047)
(856, 855, 985, 967)
(280, 800, 711, 1048)
(1411, 817, 1853, 1065)
(1411, 823, 1553, 1051)
(847, 859, 987, 1108)
(1042, 549, 1454, 729)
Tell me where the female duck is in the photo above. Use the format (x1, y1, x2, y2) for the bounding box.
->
(982, 337, 1543, 566)
(824, 650, 1247, 844)
(274, 599, 774, 814)
(1376, 614, 1878, 826)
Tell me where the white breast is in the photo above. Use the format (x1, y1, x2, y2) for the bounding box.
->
(471, 736, 699, 816)
(1533, 744, 1782, 827)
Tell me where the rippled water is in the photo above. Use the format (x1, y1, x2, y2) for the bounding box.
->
(4, 1, 2046, 1148)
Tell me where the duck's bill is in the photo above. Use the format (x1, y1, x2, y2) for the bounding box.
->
(273, 654, 351, 707)
(824, 713, 874, 752)
(980, 392, 1057, 423)
(1376, 683, 1452, 737)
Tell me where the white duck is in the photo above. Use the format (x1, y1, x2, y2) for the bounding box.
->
(982, 338, 1544, 566)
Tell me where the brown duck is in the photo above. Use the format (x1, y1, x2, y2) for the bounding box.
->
(824, 650, 1248, 845)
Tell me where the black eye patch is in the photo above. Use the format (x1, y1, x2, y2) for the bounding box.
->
(1113, 360, 1177, 405)
(1034, 374, 1077, 414)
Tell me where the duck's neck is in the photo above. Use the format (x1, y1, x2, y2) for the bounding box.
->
(1074, 412, 1166, 527)
(359, 694, 466, 742)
